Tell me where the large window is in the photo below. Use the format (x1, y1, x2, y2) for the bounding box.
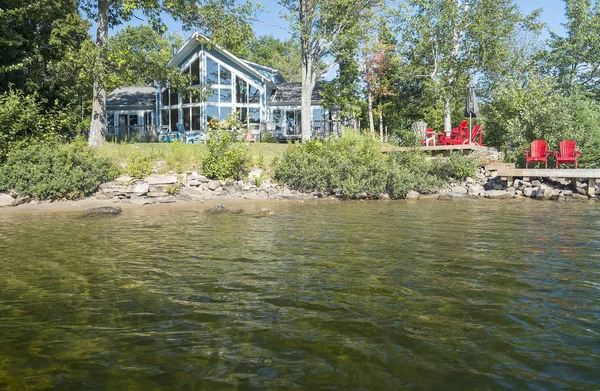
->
(249, 86, 259, 104)
(170, 108, 178, 131)
(207, 57, 218, 85)
(192, 107, 201, 131)
(236, 78, 247, 103)
(191, 58, 200, 85)
(220, 67, 231, 85)
(161, 110, 169, 127)
(183, 108, 190, 131)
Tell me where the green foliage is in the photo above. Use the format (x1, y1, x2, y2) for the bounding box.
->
(202, 114, 250, 180)
(246, 35, 302, 82)
(126, 149, 154, 178)
(0, 138, 119, 199)
(387, 151, 441, 199)
(167, 183, 180, 195)
(429, 152, 478, 182)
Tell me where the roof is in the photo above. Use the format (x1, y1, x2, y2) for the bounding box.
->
(168, 32, 278, 90)
(269, 82, 325, 103)
(106, 86, 156, 107)
(243, 60, 288, 84)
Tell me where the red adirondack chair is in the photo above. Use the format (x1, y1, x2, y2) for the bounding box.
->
(524, 140, 552, 169)
(442, 121, 468, 145)
(467, 124, 483, 146)
(554, 140, 581, 168)
(421, 128, 437, 146)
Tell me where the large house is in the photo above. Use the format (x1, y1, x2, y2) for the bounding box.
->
(106, 33, 341, 142)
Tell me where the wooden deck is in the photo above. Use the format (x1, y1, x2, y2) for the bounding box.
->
(387, 144, 497, 153)
(495, 168, 600, 196)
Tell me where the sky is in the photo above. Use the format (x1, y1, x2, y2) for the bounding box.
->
(97, 0, 570, 41)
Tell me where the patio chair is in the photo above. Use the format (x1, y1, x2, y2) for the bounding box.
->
(554, 140, 581, 168)
(524, 140, 552, 169)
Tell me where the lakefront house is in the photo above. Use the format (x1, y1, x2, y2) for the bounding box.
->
(106, 32, 340, 142)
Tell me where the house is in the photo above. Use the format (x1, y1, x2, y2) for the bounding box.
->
(105, 32, 340, 141)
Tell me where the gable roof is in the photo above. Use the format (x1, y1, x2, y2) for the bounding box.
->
(242, 60, 288, 83)
(106, 86, 156, 108)
(269, 82, 325, 103)
(168, 32, 278, 89)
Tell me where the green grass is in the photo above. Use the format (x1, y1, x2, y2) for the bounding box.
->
(96, 142, 290, 176)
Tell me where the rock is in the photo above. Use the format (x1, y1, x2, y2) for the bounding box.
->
(405, 190, 420, 200)
(205, 204, 227, 213)
(522, 187, 536, 197)
(155, 196, 176, 204)
(149, 184, 169, 193)
(132, 182, 149, 196)
(147, 191, 169, 198)
(0, 193, 16, 207)
(485, 190, 512, 199)
(520, 180, 532, 187)
(451, 186, 468, 194)
(111, 196, 121, 203)
(15, 195, 31, 205)
(492, 183, 505, 190)
(560, 190, 573, 197)
(259, 208, 274, 217)
(355, 192, 368, 199)
(177, 188, 205, 203)
(207, 180, 220, 191)
(447, 192, 478, 200)
(112, 176, 135, 185)
(531, 180, 542, 187)
(572, 193, 589, 201)
(468, 184, 485, 197)
(144, 174, 178, 185)
(83, 206, 122, 215)
(379, 193, 391, 200)
(535, 185, 553, 200)
(438, 193, 453, 201)
(197, 175, 209, 183)
(550, 189, 561, 201)
(465, 177, 475, 185)
(187, 180, 201, 187)
(129, 197, 154, 205)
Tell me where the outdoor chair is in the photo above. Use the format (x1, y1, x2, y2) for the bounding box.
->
(468, 124, 483, 146)
(554, 140, 581, 168)
(443, 121, 469, 145)
(244, 133, 257, 143)
(524, 140, 552, 169)
(423, 128, 437, 146)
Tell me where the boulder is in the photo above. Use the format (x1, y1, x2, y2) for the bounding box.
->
(132, 182, 149, 196)
(207, 180, 220, 191)
(522, 187, 536, 197)
(111, 196, 121, 203)
(468, 184, 485, 197)
(129, 197, 154, 205)
(0, 193, 15, 207)
(465, 177, 475, 185)
(83, 206, 122, 215)
(155, 196, 177, 204)
(484, 190, 512, 199)
(205, 204, 227, 213)
(15, 195, 31, 205)
(144, 174, 178, 185)
(112, 176, 135, 185)
(451, 186, 468, 194)
(405, 190, 420, 200)
(177, 188, 205, 203)
(531, 180, 542, 187)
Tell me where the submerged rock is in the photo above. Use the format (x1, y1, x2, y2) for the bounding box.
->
(205, 204, 227, 213)
(83, 206, 122, 215)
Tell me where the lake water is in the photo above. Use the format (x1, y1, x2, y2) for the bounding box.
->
(0, 200, 599, 389)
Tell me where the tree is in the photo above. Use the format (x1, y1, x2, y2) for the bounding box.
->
(396, 0, 540, 133)
(278, 0, 378, 141)
(246, 35, 302, 82)
(547, 0, 600, 97)
(80, 0, 256, 147)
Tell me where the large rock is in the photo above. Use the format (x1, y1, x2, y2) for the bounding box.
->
(0, 193, 15, 207)
(112, 176, 135, 185)
(451, 186, 468, 194)
(207, 180, 220, 191)
(177, 187, 205, 203)
(132, 182, 149, 196)
(468, 184, 485, 197)
(405, 190, 420, 200)
(484, 190, 513, 199)
(15, 195, 31, 205)
(83, 206, 122, 215)
(205, 204, 228, 213)
(155, 196, 176, 204)
(522, 187, 536, 197)
(144, 174, 178, 185)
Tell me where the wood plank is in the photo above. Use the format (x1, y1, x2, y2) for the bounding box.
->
(485, 163, 515, 171)
(496, 168, 600, 178)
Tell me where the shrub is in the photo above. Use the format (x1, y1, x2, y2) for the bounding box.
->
(202, 114, 250, 180)
(126, 149, 154, 178)
(429, 152, 477, 181)
(387, 151, 441, 198)
(0, 138, 119, 199)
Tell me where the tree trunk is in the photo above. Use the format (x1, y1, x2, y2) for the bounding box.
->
(368, 89, 374, 135)
(379, 109, 383, 141)
(300, 62, 315, 142)
(88, 0, 109, 148)
(443, 96, 452, 135)
(299, 0, 315, 142)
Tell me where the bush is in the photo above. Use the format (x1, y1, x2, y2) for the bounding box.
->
(0, 138, 119, 199)
(126, 149, 154, 178)
(387, 151, 441, 198)
(429, 152, 477, 181)
(202, 114, 250, 180)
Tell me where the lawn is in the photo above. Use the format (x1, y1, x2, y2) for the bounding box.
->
(96, 142, 291, 175)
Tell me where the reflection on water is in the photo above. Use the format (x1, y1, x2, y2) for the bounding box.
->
(0, 201, 599, 389)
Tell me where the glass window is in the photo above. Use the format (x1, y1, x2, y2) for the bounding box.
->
(208, 88, 218, 103)
(191, 87, 201, 104)
(207, 57, 218, 85)
(206, 106, 219, 123)
(313, 108, 323, 121)
(220, 106, 231, 120)
(161, 88, 169, 106)
(220, 89, 232, 103)
(161, 109, 169, 126)
(192, 107, 201, 131)
(144, 112, 152, 126)
(183, 107, 190, 131)
(170, 89, 178, 106)
(107, 113, 115, 126)
(182, 92, 190, 105)
(191, 58, 200, 85)
(170, 108, 178, 132)
(129, 115, 138, 126)
(220, 67, 231, 85)
(249, 85, 259, 104)
(236, 78, 247, 103)
(249, 108, 260, 124)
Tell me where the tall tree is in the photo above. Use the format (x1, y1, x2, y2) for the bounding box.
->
(278, 0, 378, 141)
(547, 0, 600, 96)
(246, 35, 302, 82)
(396, 0, 540, 133)
(80, 0, 256, 147)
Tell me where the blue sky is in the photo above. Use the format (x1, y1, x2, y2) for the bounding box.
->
(99, 0, 569, 40)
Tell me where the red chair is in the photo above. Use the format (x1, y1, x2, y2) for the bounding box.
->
(554, 140, 581, 168)
(422, 128, 437, 146)
(467, 124, 483, 146)
(524, 140, 552, 168)
(445, 121, 468, 145)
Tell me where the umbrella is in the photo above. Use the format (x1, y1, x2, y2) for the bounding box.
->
(464, 80, 480, 144)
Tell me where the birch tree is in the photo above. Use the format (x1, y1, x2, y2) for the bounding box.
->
(278, 0, 378, 141)
(80, 0, 255, 147)
(397, 0, 539, 133)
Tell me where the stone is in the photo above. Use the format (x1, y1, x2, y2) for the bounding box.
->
(465, 177, 475, 185)
(485, 190, 513, 199)
(15, 195, 31, 205)
(520, 180, 532, 187)
(112, 176, 135, 185)
(84, 206, 122, 215)
(560, 190, 573, 197)
(207, 180, 220, 191)
(197, 175, 209, 183)
(144, 174, 178, 185)
(147, 191, 169, 198)
(468, 184, 485, 197)
(531, 180, 542, 187)
(550, 189, 561, 201)
(405, 190, 420, 200)
(259, 208, 274, 216)
(522, 187, 535, 197)
(379, 193, 391, 200)
(205, 204, 227, 213)
(572, 193, 589, 201)
(129, 197, 154, 205)
(0, 193, 15, 207)
(187, 180, 201, 187)
(132, 182, 149, 196)
(438, 193, 453, 201)
(111, 196, 121, 203)
(451, 186, 468, 194)
(177, 188, 205, 203)
(447, 192, 477, 200)
(155, 196, 177, 203)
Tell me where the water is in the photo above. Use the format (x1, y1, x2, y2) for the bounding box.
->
(0, 200, 598, 390)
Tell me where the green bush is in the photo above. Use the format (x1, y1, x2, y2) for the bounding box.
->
(387, 151, 442, 198)
(202, 114, 250, 180)
(0, 138, 120, 199)
(126, 149, 154, 178)
(429, 152, 477, 181)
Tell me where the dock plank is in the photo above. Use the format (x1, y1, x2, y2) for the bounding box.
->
(496, 169, 600, 178)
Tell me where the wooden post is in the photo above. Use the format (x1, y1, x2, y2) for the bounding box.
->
(571, 178, 577, 187)
(589, 178, 596, 197)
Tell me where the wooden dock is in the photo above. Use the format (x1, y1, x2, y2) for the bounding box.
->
(388, 144, 497, 153)
(495, 168, 600, 196)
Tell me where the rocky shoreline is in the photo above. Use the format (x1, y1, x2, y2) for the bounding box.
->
(0, 166, 597, 210)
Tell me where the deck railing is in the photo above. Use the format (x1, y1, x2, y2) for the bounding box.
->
(106, 125, 160, 141)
